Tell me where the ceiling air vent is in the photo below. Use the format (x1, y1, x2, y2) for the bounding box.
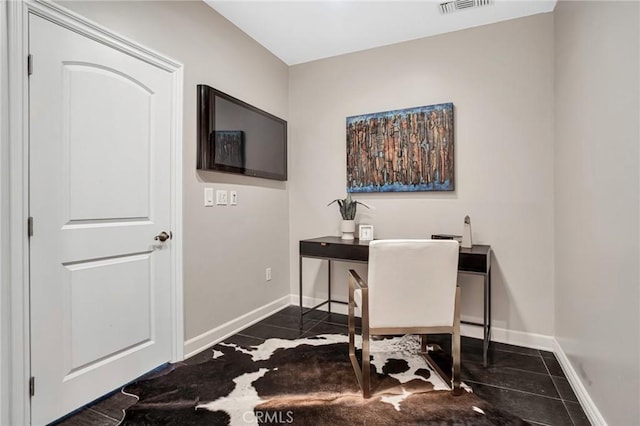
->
(440, 0, 494, 14)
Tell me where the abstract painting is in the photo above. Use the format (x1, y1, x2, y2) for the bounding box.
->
(346, 103, 454, 192)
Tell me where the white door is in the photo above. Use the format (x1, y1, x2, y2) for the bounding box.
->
(29, 14, 174, 425)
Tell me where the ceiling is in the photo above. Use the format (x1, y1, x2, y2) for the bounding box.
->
(205, 0, 557, 65)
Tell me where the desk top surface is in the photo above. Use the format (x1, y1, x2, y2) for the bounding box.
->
(301, 236, 490, 255)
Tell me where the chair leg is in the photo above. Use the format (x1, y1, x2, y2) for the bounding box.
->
(452, 286, 462, 396)
(348, 273, 371, 398)
(348, 281, 360, 391)
(348, 286, 355, 360)
(420, 334, 428, 353)
(362, 322, 370, 398)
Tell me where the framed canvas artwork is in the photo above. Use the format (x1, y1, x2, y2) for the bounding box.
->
(346, 103, 454, 192)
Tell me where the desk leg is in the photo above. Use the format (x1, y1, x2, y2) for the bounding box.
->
(299, 255, 303, 329)
(483, 269, 491, 367)
(327, 260, 332, 314)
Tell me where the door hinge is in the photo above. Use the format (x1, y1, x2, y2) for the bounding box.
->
(27, 54, 33, 76)
(29, 376, 35, 397)
(28, 217, 33, 238)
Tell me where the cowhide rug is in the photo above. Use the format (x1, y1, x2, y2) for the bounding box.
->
(121, 334, 526, 425)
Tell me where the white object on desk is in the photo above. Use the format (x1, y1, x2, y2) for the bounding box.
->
(461, 215, 472, 248)
(359, 224, 374, 241)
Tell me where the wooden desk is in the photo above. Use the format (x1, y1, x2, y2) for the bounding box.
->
(299, 236, 492, 366)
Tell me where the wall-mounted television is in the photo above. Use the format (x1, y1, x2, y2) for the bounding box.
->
(197, 85, 287, 181)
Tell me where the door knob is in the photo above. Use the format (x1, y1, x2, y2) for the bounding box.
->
(154, 231, 172, 242)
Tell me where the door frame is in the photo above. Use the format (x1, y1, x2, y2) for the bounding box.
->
(3, 1, 184, 424)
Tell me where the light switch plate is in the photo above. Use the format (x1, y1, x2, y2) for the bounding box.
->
(216, 190, 228, 205)
(230, 191, 237, 205)
(204, 188, 214, 207)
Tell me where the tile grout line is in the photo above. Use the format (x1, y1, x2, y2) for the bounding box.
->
(302, 320, 348, 337)
(488, 346, 544, 358)
(539, 349, 579, 426)
(245, 321, 310, 334)
(523, 418, 553, 426)
(237, 332, 269, 340)
(561, 395, 579, 425)
(86, 407, 121, 423)
(463, 359, 558, 379)
(465, 379, 566, 403)
(540, 352, 566, 398)
(277, 309, 328, 321)
(467, 378, 583, 425)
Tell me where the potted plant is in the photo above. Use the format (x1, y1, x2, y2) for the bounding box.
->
(328, 193, 370, 240)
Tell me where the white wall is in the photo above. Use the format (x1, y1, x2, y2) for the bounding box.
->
(289, 14, 555, 340)
(58, 1, 291, 343)
(554, 1, 640, 425)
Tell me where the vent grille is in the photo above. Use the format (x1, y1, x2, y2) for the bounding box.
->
(440, 0, 494, 14)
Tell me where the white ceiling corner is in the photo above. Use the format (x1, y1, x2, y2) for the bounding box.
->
(205, 0, 557, 65)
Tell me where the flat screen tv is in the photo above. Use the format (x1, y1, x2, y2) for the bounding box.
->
(197, 85, 287, 181)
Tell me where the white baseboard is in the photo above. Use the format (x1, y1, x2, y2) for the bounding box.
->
(183, 295, 290, 359)
(552, 339, 607, 426)
(293, 295, 555, 351)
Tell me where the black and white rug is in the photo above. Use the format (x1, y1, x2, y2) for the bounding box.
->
(121, 334, 526, 425)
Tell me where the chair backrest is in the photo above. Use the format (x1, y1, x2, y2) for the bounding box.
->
(367, 239, 460, 329)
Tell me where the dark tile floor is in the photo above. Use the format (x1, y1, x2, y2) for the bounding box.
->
(54, 305, 591, 426)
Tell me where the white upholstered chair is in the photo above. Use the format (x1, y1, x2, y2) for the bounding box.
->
(348, 239, 462, 398)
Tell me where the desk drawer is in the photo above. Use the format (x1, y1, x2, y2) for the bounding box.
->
(458, 252, 488, 273)
(300, 241, 369, 262)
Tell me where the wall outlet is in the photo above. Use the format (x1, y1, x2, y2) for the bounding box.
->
(265, 267, 272, 281)
(216, 190, 228, 205)
(230, 190, 238, 205)
(204, 188, 214, 207)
